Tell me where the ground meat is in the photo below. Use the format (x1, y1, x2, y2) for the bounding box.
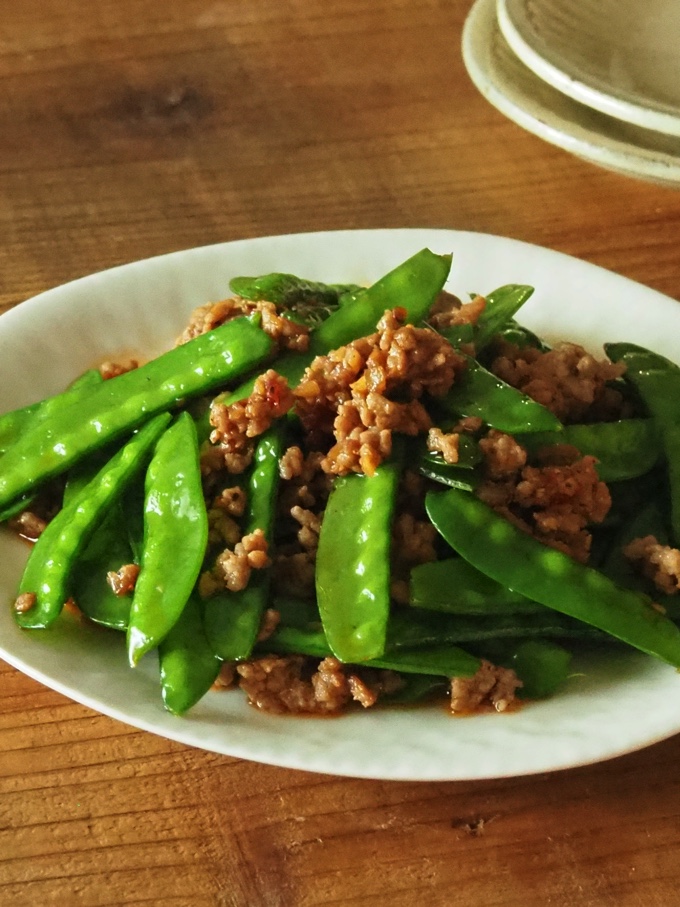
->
(489, 341, 628, 423)
(99, 359, 139, 380)
(450, 660, 522, 713)
(237, 655, 403, 714)
(213, 486, 247, 517)
(177, 298, 309, 351)
(479, 430, 527, 479)
(256, 608, 281, 642)
(427, 427, 460, 464)
(106, 564, 140, 596)
(392, 512, 437, 567)
(212, 661, 237, 690)
(237, 655, 348, 714)
(200, 528, 270, 596)
(13, 592, 36, 614)
(624, 535, 680, 596)
(477, 436, 611, 562)
(8, 509, 48, 541)
(450, 416, 485, 435)
(428, 291, 486, 331)
(294, 308, 465, 475)
(210, 370, 295, 452)
(290, 505, 322, 551)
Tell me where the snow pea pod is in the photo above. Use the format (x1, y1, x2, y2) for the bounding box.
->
(474, 285, 535, 350)
(263, 622, 480, 677)
(439, 356, 562, 433)
(606, 342, 680, 544)
(127, 412, 209, 666)
(0, 368, 103, 457)
(517, 419, 661, 483)
(229, 272, 362, 327)
(62, 454, 136, 629)
(158, 591, 221, 715)
(14, 412, 171, 630)
(316, 447, 404, 662)
(491, 319, 548, 352)
(0, 369, 106, 523)
(0, 315, 273, 512)
(204, 424, 286, 661)
(425, 487, 680, 667)
(409, 558, 542, 614)
(478, 639, 572, 699)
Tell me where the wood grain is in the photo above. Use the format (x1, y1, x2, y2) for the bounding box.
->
(2, 1, 680, 904)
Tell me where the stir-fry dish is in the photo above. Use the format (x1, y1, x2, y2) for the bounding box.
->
(3, 248, 680, 718)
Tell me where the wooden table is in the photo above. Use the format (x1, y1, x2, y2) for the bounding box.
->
(2, 2, 680, 904)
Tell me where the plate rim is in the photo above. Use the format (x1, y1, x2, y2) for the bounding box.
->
(462, 0, 680, 185)
(497, 0, 680, 138)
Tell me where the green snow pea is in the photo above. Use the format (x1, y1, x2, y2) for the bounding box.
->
(14, 412, 171, 630)
(606, 342, 680, 544)
(409, 558, 542, 614)
(0, 369, 106, 523)
(517, 419, 661, 483)
(416, 435, 482, 491)
(439, 356, 562, 434)
(159, 592, 221, 715)
(62, 452, 137, 630)
(229, 272, 362, 328)
(127, 412, 209, 666)
(0, 368, 103, 457)
(263, 621, 480, 677)
(315, 447, 404, 663)
(474, 285, 535, 350)
(425, 487, 680, 667)
(478, 638, 573, 699)
(386, 608, 602, 648)
(491, 319, 548, 352)
(0, 315, 273, 512)
(204, 424, 286, 661)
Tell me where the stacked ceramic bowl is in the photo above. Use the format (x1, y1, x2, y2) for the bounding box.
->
(462, 0, 680, 185)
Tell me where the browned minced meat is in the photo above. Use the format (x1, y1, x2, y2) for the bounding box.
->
(256, 608, 281, 642)
(477, 431, 610, 563)
(177, 298, 309, 352)
(294, 309, 466, 476)
(210, 370, 294, 454)
(490, 341, 628, 423)
(428, 291, 486, 331)
(206, 487, 248, 546)
(106, 563, 140, 597)
(427, 427, 460, 465)
(200, 528, 270, 596)
(99, 359, 139, 380)
(392, 512, 437, 568)
(14, 592, 36, 614)
(450, 660, 523, 714)
(213, 486, 247, 517)
(478, 429, 527, 479)
(624, 535, 680, 596)
(237, 655, 403, 715)
(213, 661, 237, 690)
(8, 509, 48, 541)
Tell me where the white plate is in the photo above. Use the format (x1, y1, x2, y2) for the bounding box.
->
(463, 0, 680, 187)
(498, 0, 680, 137)
(2, 228, 680, 781)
